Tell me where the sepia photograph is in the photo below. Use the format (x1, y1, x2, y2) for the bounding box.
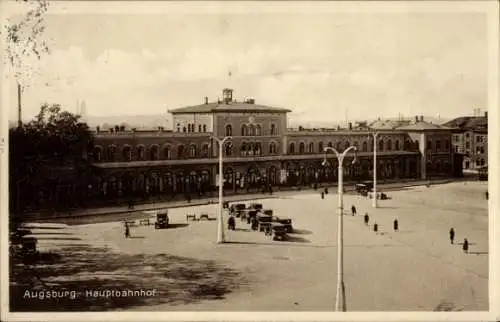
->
(1, 1, 498, 321)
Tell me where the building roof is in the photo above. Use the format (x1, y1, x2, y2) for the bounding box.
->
(369, 119, 412, 130)
(442, 116, 487, 131)
(396, 121, 452, 131)
(169, 101, 292, 114)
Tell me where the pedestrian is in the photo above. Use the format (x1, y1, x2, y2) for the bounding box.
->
(228, 215, 236, 231)
(373, 223, 378, 233)
(449, 228, 455, 244)
(125, 222, 130, 238)
(393, 219, 399, 231)
(462, 238, 469, 253)
(251, 217, 258, 231)
(364, 213, 369, 225)
(351, 205, 357, 216)
(321, 192, 325, 199)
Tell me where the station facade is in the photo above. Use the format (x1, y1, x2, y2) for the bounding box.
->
(88, 89, 458, 200)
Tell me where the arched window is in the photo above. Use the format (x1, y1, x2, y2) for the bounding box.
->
(107, 145, 117, 162)
(203, 125, 207, 132)
(122, 145, 131, 161)
(395, 140, 400, 150)
(289, 142, 296, 154)
(309, 142, 314, 153)
(201, 143, 209, 157)
(336, 142, 341, 151)
(241, 124, 247, 136)
(225, 124, 232, 136)
(176, 124, 180, 132)
(387, 139, 392, 151)
(241, 143, 247, 156)
(249, 124, 255, 136)
(136, 145, 145, 160)
(225, 143, 233, 156)
(299, 142, 305, 154)
(327, 142, 333, 148)
(254, 143, 261, 155)
(189, 144, 197, 157)
(164, 145, 172, 159)
(318, 141, 324, 153)
(177, 145, 184, 158)
(362, 141, 368, 152)
(379, 140, 384, 152)
(270, 124, 277, 135)
(256, 124, 262, 136)
(269, 142, 277, 154)
(93, 146, 102, 162)
(183, 126, 186, 133)
(150, 145, 159, 160)
(198, 124, 202, 132)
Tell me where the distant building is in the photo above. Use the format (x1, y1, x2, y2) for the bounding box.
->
(443, 112, 488, 170)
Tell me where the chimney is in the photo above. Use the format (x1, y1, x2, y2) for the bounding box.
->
(415, 115, 419, 123)
(420, 115, 424, 122)
(348, 122, 352, 130)
(204, 97, 208, 105)
(485, 111, 488, 118)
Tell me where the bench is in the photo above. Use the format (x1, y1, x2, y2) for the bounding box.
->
(199, 213, 209, 221)
(186, 214, 197, 221)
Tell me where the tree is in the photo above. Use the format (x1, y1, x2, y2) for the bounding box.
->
(10, 103, 94, 214)
(3, 0, 50, 126)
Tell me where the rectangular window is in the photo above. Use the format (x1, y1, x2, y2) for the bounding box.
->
(476, 136, 482, 143)
(466, 142, 470, 149)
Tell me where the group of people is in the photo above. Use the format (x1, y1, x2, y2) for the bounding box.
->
(352, 205, 399, 234)
(449, 228, 469, 253)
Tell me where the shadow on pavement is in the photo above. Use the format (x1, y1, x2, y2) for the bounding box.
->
(32, 237, 82, 241)
(234, 228, 251, 232)
(128, 236, 145, 239)
(284, 235, 311, 243)
(167, 223, 189, 229)
(10, 245, 247, 311)
(290, 229, 313, 235)
(468, 251, 488, 255)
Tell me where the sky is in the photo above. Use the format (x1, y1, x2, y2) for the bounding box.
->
(3, 1, 491, 125)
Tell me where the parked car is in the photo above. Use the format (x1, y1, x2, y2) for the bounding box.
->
(270, 223, 288, 241)
(248, 203, 263, 211)
(257, 212, 273, 232)
(154, 210, 169, 229)
(272, 215, 293, 233)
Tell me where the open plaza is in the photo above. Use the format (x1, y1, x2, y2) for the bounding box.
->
(11, 180, 488, 312)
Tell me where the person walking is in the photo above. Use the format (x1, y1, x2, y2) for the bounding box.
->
(393, 219, 399, 231)
(228, 215, 236, 231)
(351, 205, 357, 216)
(125, 222, 130, 238)
(373, 223, 378, 233)
(462, 238, 469, 253)
(449, 228, 455, 244)
(364, 213, 369, 226)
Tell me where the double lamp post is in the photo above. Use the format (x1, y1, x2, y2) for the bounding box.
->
(322, 132, 379, 311)
(211, 136, 232, 244)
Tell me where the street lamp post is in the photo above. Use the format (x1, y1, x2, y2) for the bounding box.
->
(322, 145, 357, 312)
(212, 136, 232, 244)
(371, 132, 379, 208)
